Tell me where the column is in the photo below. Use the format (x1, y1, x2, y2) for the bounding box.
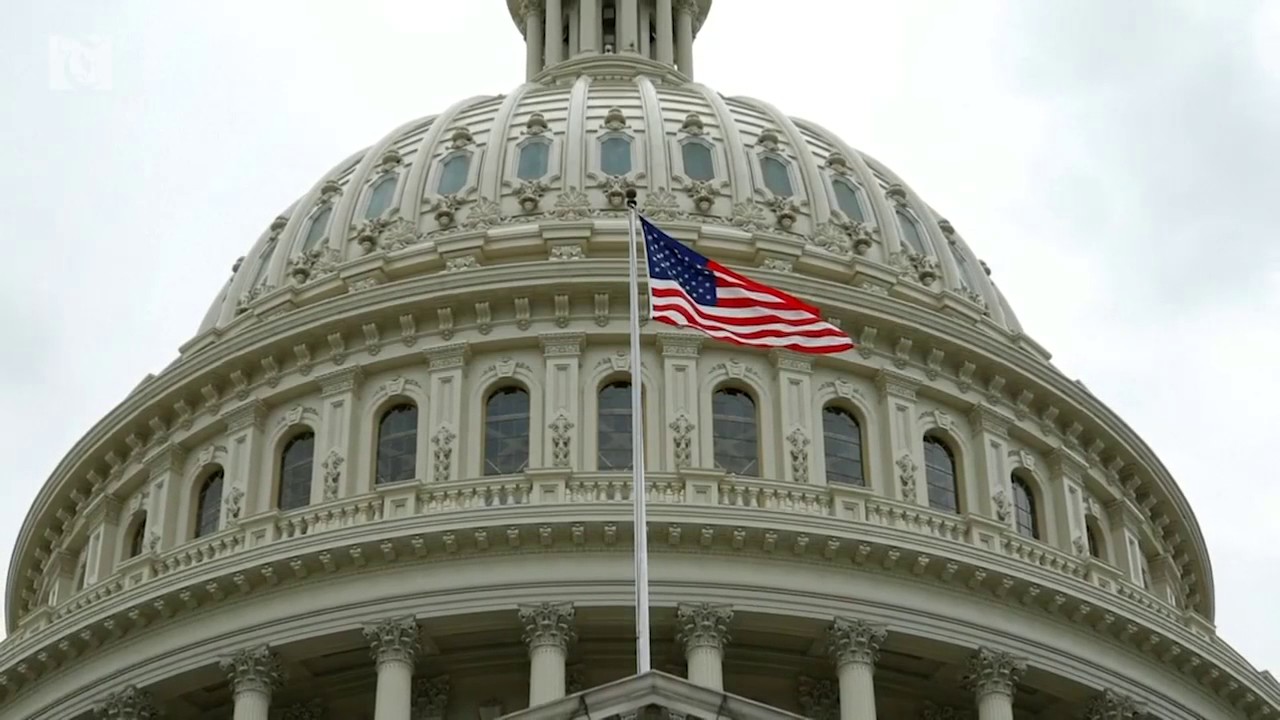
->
(619, 0, 638, 53)
(92, 685, 160, 719)
(964, 647, 1026, 720)
(544, 0, 562, 65)
(1083, 689, 1143, 720)
(143, 444, 187, 553)
(968, 404, 1014, 524)
(541, 333, 585, 470)
(424, 343, 468, 482)
(874, 370, 921, 503)
(655, 0, 674, 66)
(827, 618, 886, 720)
(676, 602, 732, 690)
(220, 645, 284, 720)
(579, 0, 599, 54)
(673, 0, 695, 78)
(223, 400, 268, 516)
(520, 602, 576, 706)
(364, 616, 420, 720)
(772, 350, 814, 484)
(639, 3, 652, 57)
(658, 333, 703, 471)
(523, 0, 544, 80)
(316, 367, 363, 499)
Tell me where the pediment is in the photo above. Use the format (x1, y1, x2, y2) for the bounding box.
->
(499, 671, 807, 720)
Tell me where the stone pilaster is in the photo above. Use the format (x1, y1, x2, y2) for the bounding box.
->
(963, 647, 1026, 720)
(772, 350, 814, 484)
(1049, 449, 1090, 553)
(93, 684, 159, 719)
(520, 602, 576, 706)
(412, 675, 451, 720)
(658, 332, 702, 472)
(364, 616, 420, 720)
(968, 404, 1014, 524)
(143, 444, 187, 553)
(828, 618, 887, 720)
(316, 367, 363, 499)
(541, 332, 585, 470)
(875, 369, 921, 503)
(222, 400, 268, 517)
(797, 676, 839, 720)
(1082, 690, 1143, 720)
(424, 343, 469, 483)
(220, 645, 284, 720)
(676, 602, 733, 690)
(83, 495, 122, 585)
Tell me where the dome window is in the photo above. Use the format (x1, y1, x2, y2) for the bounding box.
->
(598, 382, 634, 470)
(681, 142, 715, 182)
(601, 136, 632, 176)
(302, 206, 333, 253)
(951, 245, 985, 295)
(822, 406, 865, 486)
(1011, 473, 1039, 540)
(923, 436, 959, 513)
(278, 431, 316, 511)
(517, 141, 551, 180)
(127, 514, 148, 559)
(364, 175, 397, 219)
(832, 178, 866, 223)
(195, 468, 224, 539)
(485, 386, 531, 476)
(712, 387, 758, 476)
(895, 209, 927, 254)
(1085, 517, 1106, 560)
(760, 156, 793, 197)
(438, 154, 471, 195)
(376, 404, 419, 485)
(249, 237, 277, 288)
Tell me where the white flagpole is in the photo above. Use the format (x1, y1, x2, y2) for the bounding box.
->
(624, 189, 651, 673)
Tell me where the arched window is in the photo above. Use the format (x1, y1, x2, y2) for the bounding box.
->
(195, 469, 224, 538)
(249, 239, 277, 288)
(365, 175, 397, 219)
(517, 141, 551, 180)
(377, 404, 419, 484)
(1085, 518, 1105, 560)
(128, 514, 148, 558)
(822, 406, 865, 486)
(278, 431, 316, 511)
(485, 387, 530, 476)
(601, 136, 632, 176)
(951, 245, 986, 293)
(895, 209, 926, 254)
(832, 178, 866, 223)
(1011, 474, 1039, 540)
(438, 154, 470, 195)
(598, 382, 633, 470)
(302, 206, 332, 253)
(923, 436, 959, 513)
(760, 156, 793, 196)
(682, 142, 715, 182)
(712, 388, 758, 476)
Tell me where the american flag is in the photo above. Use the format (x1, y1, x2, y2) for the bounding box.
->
(641, 217, 855, 354)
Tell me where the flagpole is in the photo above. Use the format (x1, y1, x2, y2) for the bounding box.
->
(624, 188, 651, 674)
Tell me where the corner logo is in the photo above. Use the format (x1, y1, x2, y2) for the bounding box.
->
(48, 35, 113, 91)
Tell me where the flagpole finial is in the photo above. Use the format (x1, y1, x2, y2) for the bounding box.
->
(625, 188, 638, 209)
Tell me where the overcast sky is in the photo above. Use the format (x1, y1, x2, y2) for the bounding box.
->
(0, 0, 1276, 676)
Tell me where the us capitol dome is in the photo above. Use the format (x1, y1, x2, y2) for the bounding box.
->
(4, 2, 1277, 718)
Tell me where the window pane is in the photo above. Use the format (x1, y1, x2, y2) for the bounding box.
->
(377, 404, 419, 484)
(438, 154, 470, 195)
(485, 387, 530, 475)
(760, 156, 793, 196)
(517, 141, 550, 180)
(833, 179, 865, 223)
(1012, 476, 1038, 539)
(601, 136, 632, 176)
(923, 437, 958, 513)
(682, 143, 714, 182)
(713, 388, 758, 476)
(822, 406, 864, 486)
(365, 175, 397, 219)
(279, 432, 315, 511)
(196, 470, 224, 538)
(896, 209, 925, 254)
(598, 382, 633, 470)
(302, 207, 332, 252)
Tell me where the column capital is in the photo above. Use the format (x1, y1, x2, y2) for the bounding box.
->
(1083, 689, 1144, 720)
(412, 674, 451, 720)
(770, 349, 813, 374)
(280, 699, 326, 720)
(796, 676, 838, 720)
(963, 647, 1026, 699)
(540, 331, 586, 357)
(219, 644, 284, 696)
(658, 331, 703, 358)
(966, 403, 1014, 438)
(827, 617, 887, 667)
(676, 602, 733, 651)
(144, 443, 186, 478)
(222, 399, 268, 433)
(363, 615, 420, 667)
(424, 341, 471, 372)
(520, 0, 545, 19)
(316, 366, 364, 396)
(93, 685, 160, 719)
(875, 368, 920, 400)
(673, 0, 701, 15)
(519, 601, 576, 651)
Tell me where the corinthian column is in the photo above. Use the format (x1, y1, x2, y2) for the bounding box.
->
(219, 645, 284, 720)
(364, 616, 420, 720)
(827, 618, 887, 720)
(520, 602, 576, 706)
(1083, 690, 1143, 720)
(522, 0, 545, 80)
(673, 0, 696, 78)
(93, 685, 159, 719)
(963, 647, 1026, 720)
(676, 602, 732, 690)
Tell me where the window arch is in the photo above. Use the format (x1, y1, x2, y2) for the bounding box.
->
(601, 136, 632, 176)
(302, 206, 332, 253)
(377, 404, 419, 484)
(681, 142, 715, 182)
(485, 387, 530, 476)
(195, 468, 224, 538)
(832, 178, 866, 223)
(1010, 474, 1039, 540)
(517, 140, 551, 180)
(895, 209, 926, 254)
(822, 406, 865, 486)
(365, 175, 397, 219)
(278, 431, 316, 511)
(438, 154, 471, 195)
(760, 156, 793, 196)
(712, 387, 758, 476)
(923, 436, 959, 513)
(598, 381, 634, 470)
(127, 513, 148, 559)
(1086, 516, 1106, 560)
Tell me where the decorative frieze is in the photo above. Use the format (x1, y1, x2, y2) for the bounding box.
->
(363, 616, 420, 666)
(675, 602, 733, 651)
(896, 454, 918, 502)
(827, 617, 887, 667)
(432, 424, 457, 481)
(219, 644, 284, 695)
(519, 602, 576, 651)
(93, 684, 160, 719)
(322, 450, 344, 500)
(549, 414, 574, 467)
(669, 414, 695, 468)
(963, 647, 1026, 698)
(786, 427, 810, 483)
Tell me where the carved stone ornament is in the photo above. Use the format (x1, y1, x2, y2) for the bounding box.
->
(896, 453, 918, 502)
(786, 427, 810, 483)
(553, 187, 592, 220)
(809, 222, 852, 256)
(237, 280, 276, 314)
(680, 112, 706, 135)
(280, 699, 326, 720)
(892, 251, 939, 286)
(525, 112, 549, 135)
(962, 647, 1026, 699)
(765, 194, 801, 230)
(413, 675, 451, 720)
(757, 128, 782, 151)
(551, 244, 585, 261)
(599, 174, 637, 209)
(449, 126, 474, 149)
(353, 214, 421, 254)
(432, 424, 457, 481)
(93, 684, 160, 719)
(515, 179, 550, 212)
(884, 183, 908, 206)
(222, 485, 245, 522)
(463, 197, 504, 230)
(549, 413, 575, 467)
(675, 602, 733, 651)
(824, 152, 852, 175)
(602, 107, 628, 131)
(991, 490, 1011, 522)
(920, 702, 973, 720)
(796, 676, 839, 720)
(322, 449, 344, 500)
(363, 616, 420, 666)
(287, 246, 343, 284)
(730, 201, 771, 233)
(519, 602, 576, 651)
(670, 414, 695, 469)
(642, 187, 681, 221)
(1072, 536, 1088, 557)
(761, 257, 793, 273)
(219, 645, 285, 695)
(432, 194, 467, 228)
(683, 179, 719, 213)
(827, 617, 888, 667)
(1083, 689, 1144, 720)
